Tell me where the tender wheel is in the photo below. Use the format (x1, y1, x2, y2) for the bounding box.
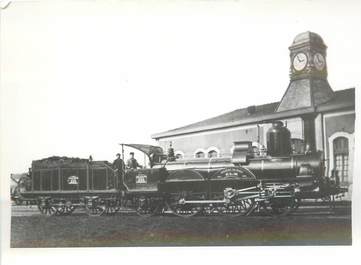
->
(166, 192, 202, 217)
(84, 197, 106, 216)
(219, 198, 256, 216)
(56, 201, 76, 216)
(37, 198, 57, 216)
(134, 196, 162, 217)
(15, 198, 23, 205)
(104, 199, 119, 215)
(86, 204, 106, 216)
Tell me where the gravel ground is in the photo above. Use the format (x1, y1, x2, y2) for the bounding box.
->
(11, 205, 351, 247)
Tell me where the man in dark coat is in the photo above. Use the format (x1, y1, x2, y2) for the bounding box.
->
(113, 153, 125, 189)
(126, 152, 142, 169)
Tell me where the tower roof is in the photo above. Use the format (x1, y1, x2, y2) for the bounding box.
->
(291, 31, 326, 48)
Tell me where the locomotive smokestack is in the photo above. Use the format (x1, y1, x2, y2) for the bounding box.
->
(266, 121, 292, 157)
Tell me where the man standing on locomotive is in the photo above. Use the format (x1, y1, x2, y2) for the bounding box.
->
(126, 152, 142, 169)
(113, 153, 125, 189)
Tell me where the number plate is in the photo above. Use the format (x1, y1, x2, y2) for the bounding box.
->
(136, 174, 147, 184)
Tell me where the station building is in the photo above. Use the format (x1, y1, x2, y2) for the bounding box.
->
(152, 32, 355, 199)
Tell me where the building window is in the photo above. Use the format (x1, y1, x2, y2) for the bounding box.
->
(194, 148, 206, 158)
(333, 137, 349, 183)
(251, 142, 262, 157)
(208, 150, 218, 158)
(175, 151, 184, 159)
(195, 151, 205, 158)
(206, 147, 220, 158)
(291, 138, 305, 154)
(175, 153, 183, 159)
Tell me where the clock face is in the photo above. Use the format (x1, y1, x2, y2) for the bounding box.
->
(293, 52, 308, 71)
(314, 53, 325, 71)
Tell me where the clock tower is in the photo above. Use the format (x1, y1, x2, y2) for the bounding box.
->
(277, 31, 334, 112)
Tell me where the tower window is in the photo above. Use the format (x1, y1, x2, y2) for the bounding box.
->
(333, 137, 349, 183)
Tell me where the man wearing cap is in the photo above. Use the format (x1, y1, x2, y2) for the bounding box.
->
(127, 152, 142, 169)
(113, 153, 125, 189)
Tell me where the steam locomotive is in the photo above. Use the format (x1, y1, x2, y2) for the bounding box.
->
(19, 121, 346, 217)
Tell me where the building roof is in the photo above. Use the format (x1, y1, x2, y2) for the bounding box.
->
(152, 88, 355, 139)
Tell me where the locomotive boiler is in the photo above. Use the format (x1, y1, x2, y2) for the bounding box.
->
(19, 121, 346, 217)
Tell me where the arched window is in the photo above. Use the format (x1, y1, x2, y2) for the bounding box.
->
(175, 151, 184, 159)
(206, 147, 220, 158)
(208, 150, 218, 158)
(194, 148, 206, 158)
(195, 151, 205, 158)
(333, 137, 349, 183)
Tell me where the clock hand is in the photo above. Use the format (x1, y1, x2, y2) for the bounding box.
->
(297, 55, 305, 62)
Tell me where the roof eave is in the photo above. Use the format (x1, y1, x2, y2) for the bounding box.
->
(152, 106, 317, 139)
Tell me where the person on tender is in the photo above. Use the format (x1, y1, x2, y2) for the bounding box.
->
(126, 152, 142, 169)
(113, 153, 125, 189)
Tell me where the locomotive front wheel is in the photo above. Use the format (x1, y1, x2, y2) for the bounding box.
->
(269, 198, 298, 216)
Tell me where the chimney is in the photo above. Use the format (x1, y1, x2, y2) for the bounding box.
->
(302, 114, 316, 152)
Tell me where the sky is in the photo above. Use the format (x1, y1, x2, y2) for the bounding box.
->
(1, 0, 360, 176)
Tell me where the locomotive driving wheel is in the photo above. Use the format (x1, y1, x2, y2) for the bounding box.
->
(166, 192, 202, 217)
